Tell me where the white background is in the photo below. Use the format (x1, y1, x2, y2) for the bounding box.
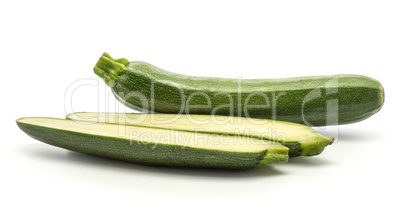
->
(1, 0, 401, 220)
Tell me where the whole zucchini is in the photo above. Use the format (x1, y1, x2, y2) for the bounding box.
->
(94, 53, 384, 126)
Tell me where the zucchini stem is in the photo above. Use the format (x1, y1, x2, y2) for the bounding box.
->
(93, 52, 129, 87)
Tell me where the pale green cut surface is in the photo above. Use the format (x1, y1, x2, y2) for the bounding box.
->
(66, 112, 329, 143)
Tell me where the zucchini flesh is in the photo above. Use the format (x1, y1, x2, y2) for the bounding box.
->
(94, 52, 384, 126)
(16, 117, 289, 169)
(66, 113, 334, 157)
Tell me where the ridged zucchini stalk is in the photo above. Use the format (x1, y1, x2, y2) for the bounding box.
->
(94, 52, 384, 126)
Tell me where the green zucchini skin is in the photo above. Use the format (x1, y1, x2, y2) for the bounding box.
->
(17, 118, 287, 170)
(95, 53, 384, 126)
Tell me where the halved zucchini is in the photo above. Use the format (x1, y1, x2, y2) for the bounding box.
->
(17, 117, 289, 169)
(66, 113, 334, 156)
